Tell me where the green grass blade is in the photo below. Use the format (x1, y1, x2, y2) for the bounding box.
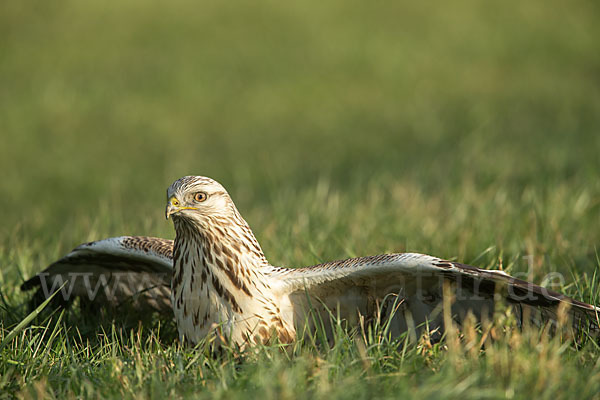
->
(0, 282, 66, 352)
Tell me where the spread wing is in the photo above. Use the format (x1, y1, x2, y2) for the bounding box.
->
(271, 253, 599, 340)
(21, 236, 174, 314)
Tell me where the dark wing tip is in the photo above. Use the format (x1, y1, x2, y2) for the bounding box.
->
(449, 261, 599, 313)
(21, 274, 42, 291)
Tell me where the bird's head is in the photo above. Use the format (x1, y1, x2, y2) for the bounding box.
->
(165, 176, 234, 223)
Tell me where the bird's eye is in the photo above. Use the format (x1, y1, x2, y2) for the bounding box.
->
(194, 192, 207, 202)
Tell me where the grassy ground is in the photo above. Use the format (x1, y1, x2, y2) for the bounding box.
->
(1, 0, 600, 398)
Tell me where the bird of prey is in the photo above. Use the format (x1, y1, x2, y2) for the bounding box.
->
(22, 176, 599, 347)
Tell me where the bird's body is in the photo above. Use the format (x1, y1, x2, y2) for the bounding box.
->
(166, 176, 296, 344)
(22, 176, 600, 347)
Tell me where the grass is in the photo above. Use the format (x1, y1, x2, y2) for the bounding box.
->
(1, 0, 600, 397)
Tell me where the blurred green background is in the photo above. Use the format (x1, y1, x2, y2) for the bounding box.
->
(1, 0, 599, 277)
(1, 1, 600, 397)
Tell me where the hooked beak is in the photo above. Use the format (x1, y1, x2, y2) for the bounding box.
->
(166, 197, 180, 220)
(165, 204, 175, 220)
(165, 197, 198, 219)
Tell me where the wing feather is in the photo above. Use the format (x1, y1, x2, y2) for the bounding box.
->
(271, 253, 599, 340)
(21, 236, 174, 314)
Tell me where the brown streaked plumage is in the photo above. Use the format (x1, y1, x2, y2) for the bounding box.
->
(22, 176, 600, 347)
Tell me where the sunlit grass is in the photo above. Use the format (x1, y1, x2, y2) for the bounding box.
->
(2, 293, 600, 398)
(1, 0, 599, 397)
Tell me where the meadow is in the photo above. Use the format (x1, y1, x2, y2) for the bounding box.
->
(1, 0, 600, 398)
